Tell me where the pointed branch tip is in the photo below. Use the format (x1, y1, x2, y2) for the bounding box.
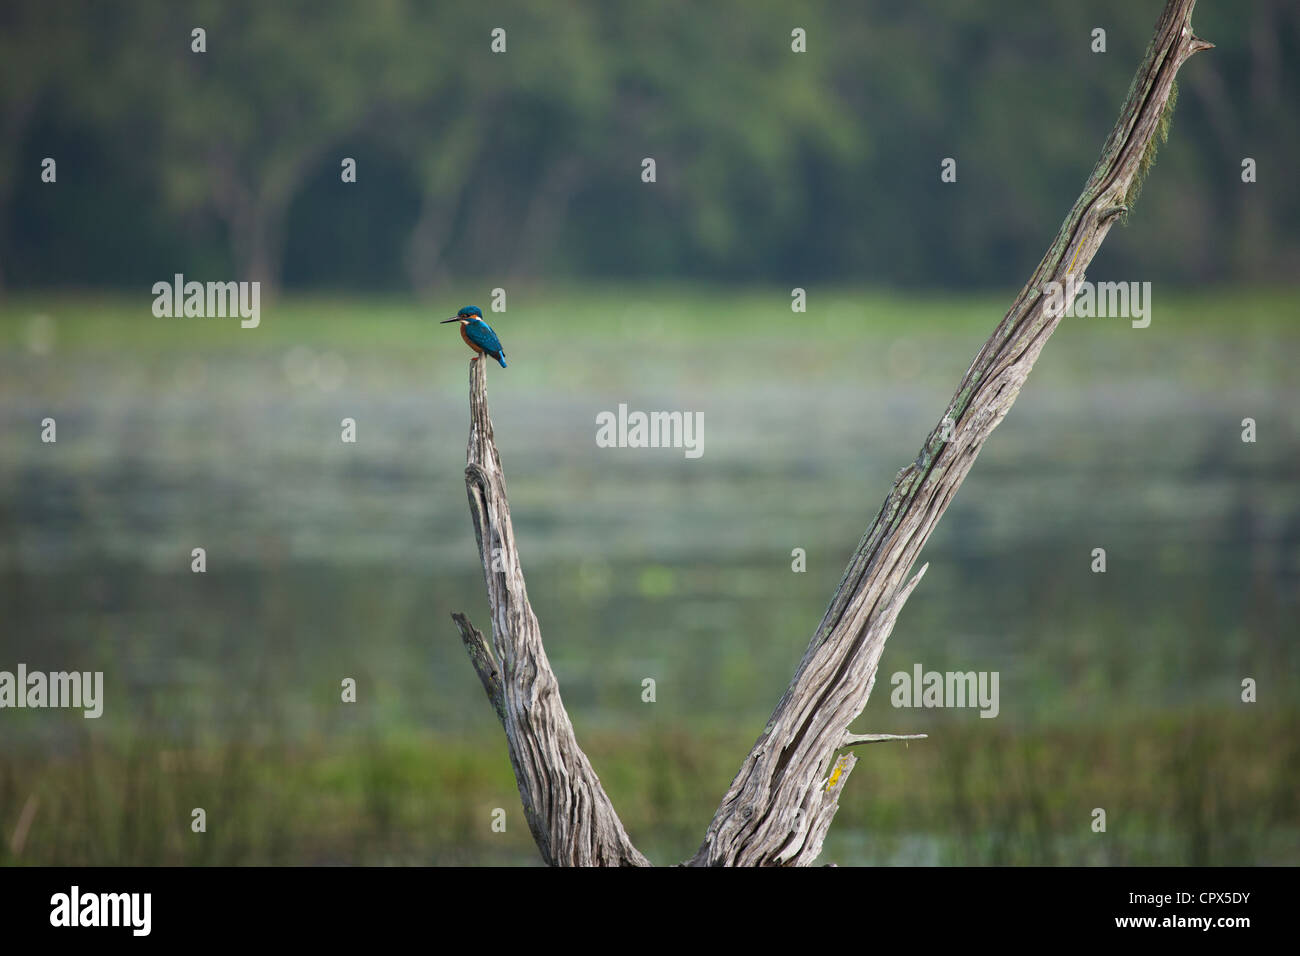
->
(841, 732, 928, 747)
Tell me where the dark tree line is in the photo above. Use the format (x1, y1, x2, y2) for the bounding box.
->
(2, 0, 1296, 296)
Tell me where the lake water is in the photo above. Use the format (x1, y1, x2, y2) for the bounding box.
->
(2, 300, 1297, 863)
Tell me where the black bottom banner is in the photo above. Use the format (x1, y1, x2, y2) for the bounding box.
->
(0, 865, 1284, 943)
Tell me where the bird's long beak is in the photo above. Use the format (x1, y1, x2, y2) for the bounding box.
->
(439, 316, 460, 323)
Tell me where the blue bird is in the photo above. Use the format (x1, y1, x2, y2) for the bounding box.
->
(441, 305, 507, 368)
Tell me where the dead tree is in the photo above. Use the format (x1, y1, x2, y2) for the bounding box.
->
(451, 0, 1212, 866)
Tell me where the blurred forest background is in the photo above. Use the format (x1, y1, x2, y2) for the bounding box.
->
(2, 0, 1299, 293)
(1, 0, 1297, 866)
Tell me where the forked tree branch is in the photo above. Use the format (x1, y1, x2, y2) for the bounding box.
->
(453, 358, 649, 866)
(451, 0, 1210, 866)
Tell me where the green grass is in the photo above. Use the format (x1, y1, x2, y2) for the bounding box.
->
(2, 283, 1296, 352)
(3, 708, 1294, 866)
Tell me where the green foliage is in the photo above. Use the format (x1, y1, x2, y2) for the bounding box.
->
(3, 0, 1296, 290)
(4, 710, 1296, 865)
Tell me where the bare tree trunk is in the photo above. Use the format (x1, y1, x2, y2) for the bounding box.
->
(405, 193, 457, 301)
(239, 205, 286, 298)
(402, 113, 498, 300)
(209, 140, 336, 300)
(453, 358, 649, 866)
(211, 158, 286, 300)
(0, 95, 37, 296)
(451, 0, 1212, 867)
(508, 154, 584, 279)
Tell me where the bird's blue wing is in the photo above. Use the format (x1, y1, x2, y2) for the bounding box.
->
(464, 321, 504, 354)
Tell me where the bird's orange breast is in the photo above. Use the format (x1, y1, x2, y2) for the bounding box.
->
(460, 324, 484, 353)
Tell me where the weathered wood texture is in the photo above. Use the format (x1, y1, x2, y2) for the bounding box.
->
(452, 0, 1210, 867)
(454, 358, 649, 866)
(688, 0, 1210, 867)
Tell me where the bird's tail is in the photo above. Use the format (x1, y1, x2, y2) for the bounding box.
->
(496, 352, 507, 368)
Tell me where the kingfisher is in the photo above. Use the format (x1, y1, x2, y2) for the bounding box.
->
(441, 305, 507, 367)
